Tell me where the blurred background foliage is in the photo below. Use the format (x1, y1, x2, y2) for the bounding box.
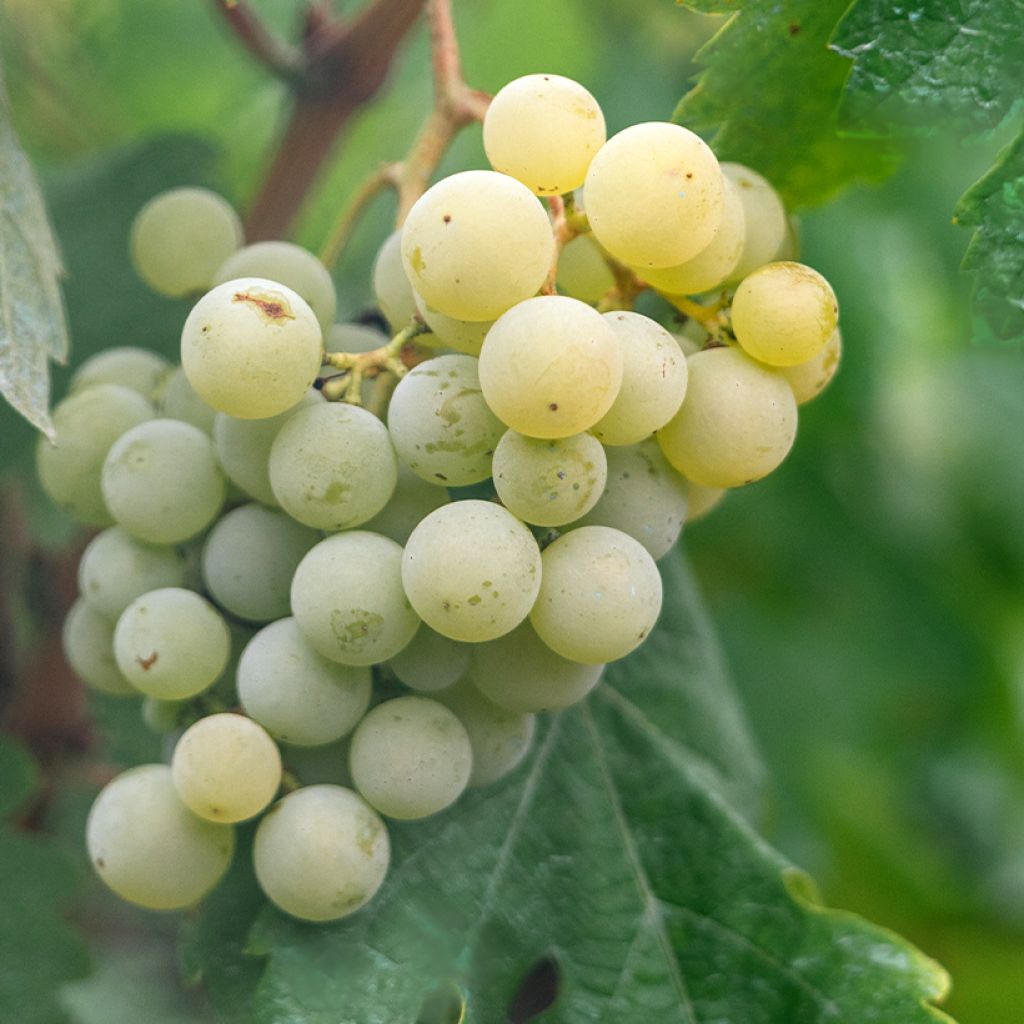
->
(0, 1, 1021, 1021)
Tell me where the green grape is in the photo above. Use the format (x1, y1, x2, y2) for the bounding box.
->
(78, 526, 187, 621)
(491, 430, 607, 527)
(291, 532, 420, 666)
(36, 384, 154, 526)
(373, 229, 418, 331)
(478, 295, 623, 438)
(388, 626, 470, 693)
(238, 618, 371, 746)
(556, 233, 614, 304)
(252, 785, 389, 922)
(574, 439, 688, 560)
(141, 696, 188, 734)
(780, 327, 842, 405)
(171, 713, 282, 823)
(413, 291, 493, 356)
(326, 321, 388, 355)
(113, 587, 230, 699)
(732, 261, 839, 367)
(180, 277, 322, 419)
(435, 679, 535, 788)
(685, 479, 726, 523)
(402, 500, 541, 643)
(530, 526, 663, 664)
(721, 163, 787, 281)
(201, 504, 318, 622)
(468, 620, 603, 712)
(361, 463, 449, 545)
(656, 346, 797, 488)
(348, 696, 472, 819)
(483, 74, 606, 196)
(86, 764, 234, 910)
(638, 176, 745, 296)
(584, 122, 724, 268)
(387, 354, 504, 486)
(213, 241, 336, 331)
(101, 419, 225, 544)
(70, 346, 170, 399)
(62, 598, 134, 696)
(269, 402, 397, 530)
(401, 170, 554, 322)
(157, 365, 217, 434)
(281, 738, 353, 788)
(130, 187, 242, 298)
(212, 390, 323, 507)
(590, 311, 688, 446)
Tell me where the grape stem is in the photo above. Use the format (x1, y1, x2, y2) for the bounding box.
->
(321, 321, 430, 404)
(666, 293, 729, 329)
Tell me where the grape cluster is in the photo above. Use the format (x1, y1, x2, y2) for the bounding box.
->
(40, 73, 840, 923)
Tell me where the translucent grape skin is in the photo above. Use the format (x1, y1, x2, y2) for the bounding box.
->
(483, 74, 606, 196)
(478, 295, 623, 439)
(63, 598, 135, 696)
(86, 764, 235, 910)
(401, 170, 554, 322)
(269, 402, 398, 530)
(530, 525, 663, 664)
(584, 122, 725, 268)
(387, 354, 505, 486)
(590, 312, 688, 446)
(469, 620, 604, 713)
(291, 532, 421, 667)
(171, 713, 282, 823)
(413, 291, 493, 357)
(348, 696, 472, 819)
(238, 618, 371, 746)
(130, 187, 242, 298)
(556, 233, 615, 304)
(402, 500, 542, 643)
(373, 229, 418, 331)
(361, 463, 449, 545)
(780, 327, 842, 405)
(201, 504, 319, 623)
(389, 626, 471, 693)
(157, 365, 217, 434)
(101, 418, 225, 544)
(656, 346, 798, 488)
(731, 261, 839, 367)
(180, 277, 323, 419)
(70, 346, 170, 400)
(78, 526, 187, 621)
(36, 384, 154, 526)
(213, 241, 337, 331)
(721, 162, 787, 281)
(113, 587, 231, 700)
(491, 430, 607, 527)
(253, 785, 389, 922)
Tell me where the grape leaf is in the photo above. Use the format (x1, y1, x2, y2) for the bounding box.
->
(186, 556, 954, 1024)
(832, 0, 1024, 136)
(0, 737, 90, 1024)
(674, 0, 897, 208)
(0, 60, 68, 440)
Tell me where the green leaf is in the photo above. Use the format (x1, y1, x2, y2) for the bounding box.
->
(832, 0, 1024, 136)
(953, 129, 1024, 346)
(675, 0, 897, 208)
(0, 736, 90, 1023)
(0, 59, 69, 439)
(189, 556, 953, 1024)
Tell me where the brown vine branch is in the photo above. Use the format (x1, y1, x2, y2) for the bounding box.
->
(214, 1, 306, 82)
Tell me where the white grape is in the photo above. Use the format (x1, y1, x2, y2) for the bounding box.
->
(675, 319, 709, 355)
(780, 327, 842, 404)
(584, 122, 724, 268)
(348, 696, 472, 819)
(373, 229, 418, 331)
(113, 587, 230, 699)
(478, 295, 623, 438)
(62, 599, 134, 696)
(401, 170, 554, 322)
(252, 785, 389, 922)
(291, 532, 420, 666)
(721, 162, 787, 280)
(157, 365, 217, 434)
(101, 419, 225, 544)
(656, 345, 797, 488)
(141, 696, 187, 734)
(556, 233, 615, 304)
(402, 500, 541, 643)
(387, 354, 504, 486)
(180, 277, 322, 419)
(590, 311, 688, 445)
(361, 463, 449, 545)
(130, 188, 242, 298)
(413, 291, 493, 357)
(326, 321, 389, 355)
(530, 526, 663, 664)
(238, 618, 371, 746)
(483, 74, 606, 196)
(171, 713, 282, 823)
(70, 347, 170, 399)
(388, 627, 470, 693)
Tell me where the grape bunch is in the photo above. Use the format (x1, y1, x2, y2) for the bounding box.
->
(39, 73, 840, 923)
